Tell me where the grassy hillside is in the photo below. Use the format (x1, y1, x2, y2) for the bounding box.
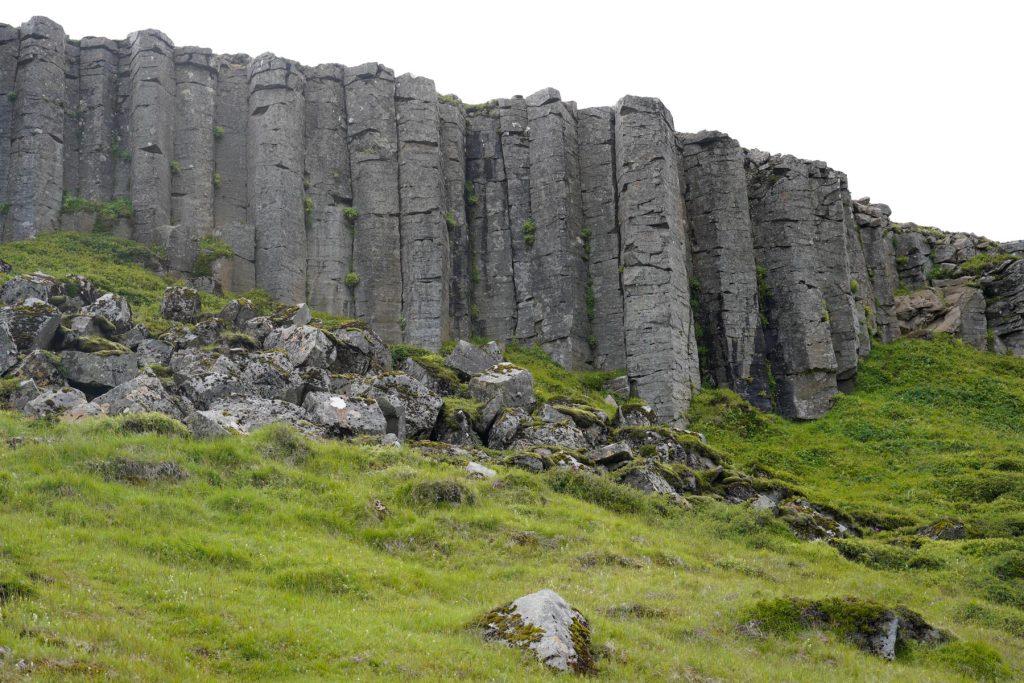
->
(0, 232, 1021, 680)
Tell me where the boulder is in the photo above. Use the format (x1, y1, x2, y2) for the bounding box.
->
(916, 519, 966, 541)
(242, 316, 275, 344)
(23, 386, 88, 418)
(61, 350, 139, 393)
(331, 326, 392, 374)
(487, 408, 530, 450)
(135, 339, 174, 368)
(66, 314, 114, 338)
(12, 349, 63, 387)
(0, 300, 61, 350)
(271, 303, 312, 327)
(601, 375, 629, 397)
(478, 589, 594, 673)
(0, 320, 17, 373)
(466, 461, 496, 478)
(0, 273, 63, 306)
(81, 293, 133, 333)
(217, 298, 259, 328)
(263, 325, 337, 369)
(9, 379, 40, 411)
(444, 339, 502, 378)
(185, 411, 231, 438)
(614, 403, 657, 427)
(436, 407, 483, 447)
(238, 352, 305, 404)
(160, 286, 202, 323)
(469, 364, 535, 430)
(89, 372, 189, 419)
(618, 466, 677, 494)
(365, 373, 443, 440)
(302, 392, 386, 436)
(588, 441, 633, 468)
(198, 396, 318, 435)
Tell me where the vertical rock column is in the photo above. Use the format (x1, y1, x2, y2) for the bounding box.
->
(213, 54, 253, 292)
(345, 63, 402, 341)
(127, 29, 175, 246)
(678, 131, 770, 409)
(841, 181, 875, 357)
(396, 74, 450, 349)
(112, 40, 133, 208)
(497, 98, 536, 345)
(746, 151, 838, 419)
(464, 106, 516, 341)
(853, 197, 899, 342)
(62, 42, 81, 198)
(304, 64, 352, 315)
(526, 89, 590, 368)
(578, 106, 625, 370)
(0, 23, 19, 210)
(170, 47, 217, 273)
(77, 37, 119, 202)
(437, 98, 471, 339)
(614, 96, 700, 425)
(3, 17, 66, 241)
(809, 161, 862, 388)
(247, 54, 307, 303)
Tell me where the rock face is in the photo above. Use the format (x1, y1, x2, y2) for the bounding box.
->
(478, 589, 593, 673)
(1, 15, 1022, 423)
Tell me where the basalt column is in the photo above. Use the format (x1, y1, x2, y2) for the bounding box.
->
(247, 54, 306, 303)
(396, 74, 450, 349)
(0, 23, 18, 210)
(62, 42, 81, 198)
(76, 37, 119, 203)
(3, 17, 66, 241)
(437, 98, 470, 339)
(809, 161, 862, 389)
(213, 54, 254, 292)
(170, 47, 217, 273)
(304, 64, 352, 316)
(678, 131, 769, 409)
(464, 106, 516, 341)
(526, 89, 590, 368)
(578, 106, 625, 371)
(127, 29, 175, 246)
(746, 152, 838, 419)
(614, 96, 700, 425)
(853, 198, 899, 342)
(841, 181, 875, 356)
(345, 63, 402, 341)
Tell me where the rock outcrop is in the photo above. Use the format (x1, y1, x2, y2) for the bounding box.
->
(1, 15, 1021, 422)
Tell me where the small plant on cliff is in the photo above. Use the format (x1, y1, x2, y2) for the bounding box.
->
(169, 160, 181, 175)
(213, 125, 225, 140)
(581, 226, 592, 261)
(212, 172, 222, 189)
(61, 195, 134, 232)
(960, 252, 1017, 276)
(303, 196, 314, 228)
(437, 93, 460, 106)
(849, 279, 859, 293)
(345, 272, 360, 288)
(444, 212, 458, 230)
(465, 180, 478, 206)
(0, 202, 9, 216)
(343, 207, 359, 225)
(522, 218, 537, 246)
(6, 91, 16, 102)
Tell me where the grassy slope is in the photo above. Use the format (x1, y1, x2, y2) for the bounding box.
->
(0, 232, 1020, 680)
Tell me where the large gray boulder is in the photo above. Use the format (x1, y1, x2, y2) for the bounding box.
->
(0, 273, 64, 306)
(12, 349, 64, 387)
(198, 395, 317, 435)
(444, 339, 502, 378)
(364, 373, 443, 440)
(331, 326, 392, 374)
(89, 372, 189, 419)
(238, 352, 305, 404)
(302, 392, 386, 436)
(478, 589, 593, 673)
(469, 363, 535, 430)
(23, 386, 88, 418)
(0, 320, 17, 373)
(263, 325, 337, 369)
(0, 300, 61, 350)
(61, 350, 138, 392)
(160, 286, 202, 323)
(81, 292, 133, 333)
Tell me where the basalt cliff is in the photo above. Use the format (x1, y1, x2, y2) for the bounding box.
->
(2, 16, 1022, 424)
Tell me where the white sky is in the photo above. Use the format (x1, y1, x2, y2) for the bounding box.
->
(13, 0, 1024, 241)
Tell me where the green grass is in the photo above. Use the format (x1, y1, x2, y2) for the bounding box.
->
(504, 342, 622, 418)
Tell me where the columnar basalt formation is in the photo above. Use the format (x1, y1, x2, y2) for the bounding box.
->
(2, 15, 1021, 423)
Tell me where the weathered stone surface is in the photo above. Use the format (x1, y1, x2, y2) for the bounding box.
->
(854, 198, 900, 342)
(746, 151, 838, 419)
(263, 325, 337, 369)
(678, 131, 769, 407)
(0, 319, 18, 373)
(983, 258, 1024, 355)
(444, 339, 502, 378)
(3, 17, 66, 240)
(0, 272, 64, 305)
(578, 106, 625, 370)
(160, 286, 201, 323)
(0, 300, 61, 350)
(127, 29, 175, 245)
(894, 281, 987, 350)
(302, 391, 386, 436)
(894, 229, 932, 290)
(469, 363, 535, 430)
(479, 589, 593, 673)
(135, 338, 173, 367)
(436, 407, 482, 447)
(614, 96, 700, 425)
(248, 54, 306, 303)
(199, 395, 316, 435)
(437, 99, 471, 339)
(363, 373, 442, 440)
(330, 325, 392, 374)
(396, 74, 450, 349)
(76, 37, 119, 202)
(12, 348, 63, 387)
(90, 371, 188, 418)
(61, 349, 138, 392)
(304, 64, 353, 316)
(0, 22, 20, 212)
(82, 292, 133, 333)
(345, 63, 402, 341)
(23, 386, 87, 418)
(170, 46, 217, 272)
(213, 53, 254, 292)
